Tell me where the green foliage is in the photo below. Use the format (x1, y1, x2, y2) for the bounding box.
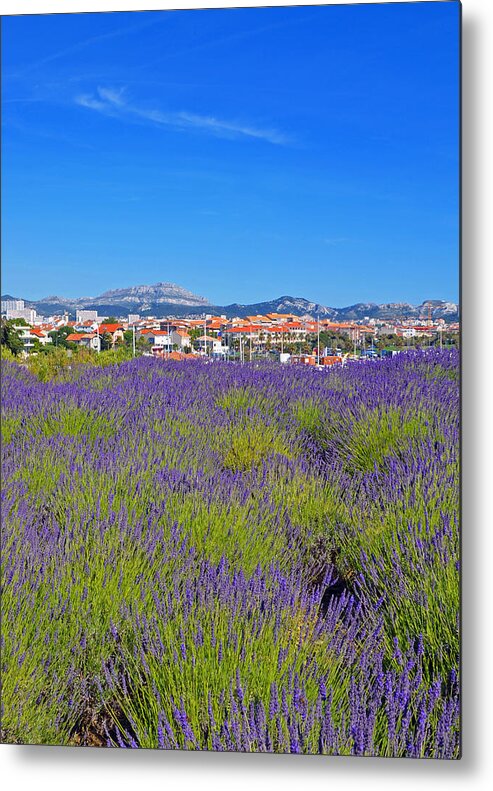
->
(0, 344, 19, 363)
(48, 325, 74, 349)
(99, 332, 113, 351)
(220, 422, 294, 471)
(0, 319, 24, 355)
(18, 345, 136, 381)
(25, 347, 74, 381)
(343, 407, 431, 473)
(188, 327, 203, 343)
(318, 331, 352, 352)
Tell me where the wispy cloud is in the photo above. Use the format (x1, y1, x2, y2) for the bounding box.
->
(323, 237, 351, 246)
(75, 86, 290, 146)
(9, 16, 162, 79)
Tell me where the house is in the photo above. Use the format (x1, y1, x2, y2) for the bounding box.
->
(97, 323, 125, 346)
(265, 312, 298, 323)
(226, 325, 263, 340)
(17, 327, 52, 354)
(29, 328, 52, 346)
(145, 331, 173, 351)
(245, 315, 270, 325)
(171, 329, 191, 350)
(282, 322, 306, 338)
(66, 333, 101, 352)
(377, 325, 398, 336)
(195, 335, 227, 355)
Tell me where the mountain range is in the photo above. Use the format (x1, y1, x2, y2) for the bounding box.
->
(2, 282, 459, 322)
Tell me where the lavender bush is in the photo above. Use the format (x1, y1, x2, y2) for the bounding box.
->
(1, 349, 460, 756)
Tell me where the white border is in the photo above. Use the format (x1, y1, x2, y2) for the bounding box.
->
(1, 1, 492, 790)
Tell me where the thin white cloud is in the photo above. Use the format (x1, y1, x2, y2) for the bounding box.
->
(97, 87, 126, 106)
(9, 16, 162, 79)
(324, 237, 350, 246)
(76, 95, 108, 112)
(75, 86, 291, 146)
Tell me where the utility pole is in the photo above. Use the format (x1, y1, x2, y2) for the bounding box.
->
(317, 315, 320, 365)
(132, 324, 136, 358)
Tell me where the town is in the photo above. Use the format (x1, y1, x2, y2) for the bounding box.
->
(1, 297, 459, 365)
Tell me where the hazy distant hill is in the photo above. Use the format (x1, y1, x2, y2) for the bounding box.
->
(26, 282, 210, 312)
(206, 298, 458, 322)
(95, 282, 210, 307)
(2, 283, 459, 322)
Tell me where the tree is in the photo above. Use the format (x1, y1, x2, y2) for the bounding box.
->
(188, 327, 202, 343)
(136, 336, 150, 352)
(48, 325, 74, 349)
(102, 316, 119, 324)
(123, 330, 134, 348)
(0, 319, 23, 356)
(100, 332, 113, 352)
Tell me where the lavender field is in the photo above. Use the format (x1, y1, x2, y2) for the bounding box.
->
(1, 350, 460, 756)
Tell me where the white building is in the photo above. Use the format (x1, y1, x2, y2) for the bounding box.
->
(195, 335, 228, 355)
(7, 308, 37, 324)
(145, 331, 173, 351)
(17, 327, 52, 354)
(76, 310, 99, 323)
(171, 329, 191, 350)
(1, 299, 24, 314)
(66, 333, 101, 352)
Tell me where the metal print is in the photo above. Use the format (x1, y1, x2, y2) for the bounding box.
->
(1, 1, 460, 756)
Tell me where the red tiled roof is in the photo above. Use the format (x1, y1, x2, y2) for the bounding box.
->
(66, 333, 92, 342)
(98, 324, 123, 333)
(226, 325, 263, 333)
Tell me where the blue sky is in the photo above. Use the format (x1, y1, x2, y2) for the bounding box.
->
(2, 2, 460, 306)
